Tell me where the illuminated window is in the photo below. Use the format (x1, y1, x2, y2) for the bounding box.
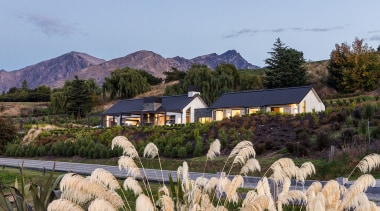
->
(302, 101, 306, 113)
(199, 117, 212, 123)
(271, 107, 284, 113)
(215, 110, 224, 121)
(231, 109, 241, 117)
(249, 108, 259, 114)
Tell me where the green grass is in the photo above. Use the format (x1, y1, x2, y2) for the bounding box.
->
(0, 167, 61, 186)
(34, 151, 380, 181)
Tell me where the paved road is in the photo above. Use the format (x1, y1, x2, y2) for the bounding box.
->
(0, 157, 379, 204)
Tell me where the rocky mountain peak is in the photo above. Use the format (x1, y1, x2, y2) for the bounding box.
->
(0, 50, 258, 92)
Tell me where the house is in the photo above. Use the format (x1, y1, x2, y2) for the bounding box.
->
(209, 86, 325, 121)
(101, 87, 207, 127)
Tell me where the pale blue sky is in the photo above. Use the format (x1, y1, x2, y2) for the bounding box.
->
(1, 1, 379, 71)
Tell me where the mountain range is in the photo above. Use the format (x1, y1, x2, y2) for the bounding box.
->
(0, 50, 258, 92)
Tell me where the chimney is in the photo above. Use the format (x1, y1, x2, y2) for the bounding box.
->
(143, 97, 162, 111)
(188, 85, 201, 97)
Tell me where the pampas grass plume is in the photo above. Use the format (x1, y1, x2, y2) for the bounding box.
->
(158, 185, 170, 196)
(204, 177, 219, 193)
(47, 199, 84, 211)
(60, 189, 92, 206)
(88, 198, 117, 211)
(143, 142, 159, 158)
(229, 140, 253, 158)
(60, 173, 85, 191)
(207, 139, 221, 160)
(123, 177, 143, 196)
(240, 158, 261, 176)
(321, 180, 340, 210)
(111, 136, 139, 158)
(136, 194, 155, 211)
(118, 155, 141, 178)
(232, 146, 256, 166)
(278, 190, 307, 205)
(357, 153, 380, 173)
(340, 174, 376, 210)
(158, 195, 175, 211)
(90, 168, 120, 190)
(256, 177, 271, 196)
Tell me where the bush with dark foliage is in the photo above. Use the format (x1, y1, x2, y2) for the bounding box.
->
(0, 118, 17, 152)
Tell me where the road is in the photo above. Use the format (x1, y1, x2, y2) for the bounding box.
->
(0, 157, 379, 204)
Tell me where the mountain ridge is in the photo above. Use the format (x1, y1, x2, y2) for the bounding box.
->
(0, 50, 258, 92)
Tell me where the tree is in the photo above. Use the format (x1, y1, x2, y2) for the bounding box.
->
(136, 70, 163, 85)
(50, 89, 67, 114)
(239, 71, 263, 90)
(103, 68, 151, 100)
(65, 76, 92, 119)
(30, 85, 51, 102)
(264, 38, 307, 88)
(328, 37, 380, 93)
(163, 67, 186, 83)
(0, 118, 17, 153)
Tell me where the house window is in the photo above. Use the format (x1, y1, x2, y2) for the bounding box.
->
(271, 107, 284, 113)
(199, 117, 212, 123)
(215, 110, 224, 121)
(231, 109, 241, 117)
(249, 108, 260, 114)
(302, 101, 306, 113)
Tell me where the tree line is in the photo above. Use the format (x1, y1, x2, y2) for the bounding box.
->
(0, 80, 51, 102)
(1, 37, 380, 117)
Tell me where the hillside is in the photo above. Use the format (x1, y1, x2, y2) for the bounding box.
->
(0, 52, 105, 91)
(0, 50, 257, 93)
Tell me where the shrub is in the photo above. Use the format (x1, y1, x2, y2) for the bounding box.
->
(177, 147, 187, 158)
(185, 142, 193, 155)
(217, 128, 228, 148)
(163, 145, 172, 157)
(362, 103, 375, 119)
(316, 131, 330, 150)
(193, 139, 203, 157)
(0, 118, 17, 152)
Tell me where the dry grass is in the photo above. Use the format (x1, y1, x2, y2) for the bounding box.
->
(0, 102, 48, 117)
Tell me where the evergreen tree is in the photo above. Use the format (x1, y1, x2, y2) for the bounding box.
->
(66, 76, 92, 119)
(264, 38, 307, 88)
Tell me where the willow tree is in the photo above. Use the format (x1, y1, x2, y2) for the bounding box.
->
(103, 68, 151, 100)
(328, 37, 380, 93)
(50, 89, 67, 114)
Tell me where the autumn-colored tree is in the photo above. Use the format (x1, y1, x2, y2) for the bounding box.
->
(328, 37, 380, 93)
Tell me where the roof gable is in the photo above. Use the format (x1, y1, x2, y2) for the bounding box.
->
(210, 86, 313, 108)
(103, 94, 201, 115)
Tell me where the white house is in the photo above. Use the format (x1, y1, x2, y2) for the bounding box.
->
(209, 86, 325, 121)
(101, 87, 207, 127)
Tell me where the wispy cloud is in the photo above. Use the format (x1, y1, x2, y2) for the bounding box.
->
(223, 26, 346, 38)
(369, 34, 380, 41)
(22, 13, 76, 37)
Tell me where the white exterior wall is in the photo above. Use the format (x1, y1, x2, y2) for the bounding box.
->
(300, 90, 325, 113)
(166, 112, 182, 124)
(181, 96, 208, 123)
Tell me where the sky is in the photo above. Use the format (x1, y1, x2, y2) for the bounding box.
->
(1, 1, 380, 71)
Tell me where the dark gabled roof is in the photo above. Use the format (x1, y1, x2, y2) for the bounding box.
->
(210, 86, 314, 109)
(103, 94, 199, 115)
